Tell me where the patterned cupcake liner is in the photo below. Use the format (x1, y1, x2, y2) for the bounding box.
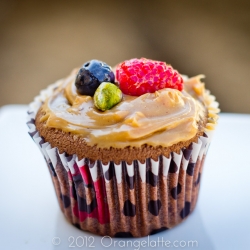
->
(27, 81, 217, 237)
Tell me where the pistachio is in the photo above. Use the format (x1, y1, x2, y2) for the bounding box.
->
(94, 82, 122, 111)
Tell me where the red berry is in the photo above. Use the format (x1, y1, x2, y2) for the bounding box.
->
(116, 58, 183, 96)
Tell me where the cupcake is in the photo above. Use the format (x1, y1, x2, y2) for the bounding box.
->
(27, 58, 219, 237)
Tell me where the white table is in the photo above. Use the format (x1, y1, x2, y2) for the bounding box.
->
(0, 105, 249, 250)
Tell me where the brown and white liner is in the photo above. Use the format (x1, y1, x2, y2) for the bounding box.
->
(27, 81, 218, 237)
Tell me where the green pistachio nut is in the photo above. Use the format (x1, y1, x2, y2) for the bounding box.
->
(94, 82, 122, 111)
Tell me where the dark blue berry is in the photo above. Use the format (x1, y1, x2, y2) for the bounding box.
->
(75, 60, 115, 96)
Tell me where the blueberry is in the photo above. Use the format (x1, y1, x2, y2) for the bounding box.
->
(75, 60, 115, 96)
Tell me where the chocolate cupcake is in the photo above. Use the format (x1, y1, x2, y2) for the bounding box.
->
(27, 58, 219, 237)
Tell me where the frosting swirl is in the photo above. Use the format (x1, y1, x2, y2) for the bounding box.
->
(39, 69, 208, 148)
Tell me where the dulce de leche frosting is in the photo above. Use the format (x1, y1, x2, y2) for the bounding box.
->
(38, 69, 208, 149)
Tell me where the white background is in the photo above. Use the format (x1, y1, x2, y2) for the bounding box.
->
(0, 105, 249, 249)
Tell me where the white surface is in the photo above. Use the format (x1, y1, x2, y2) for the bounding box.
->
(0, 105, 250, 250)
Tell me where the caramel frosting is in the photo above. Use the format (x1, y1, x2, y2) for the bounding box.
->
(37, 69, 213, 149)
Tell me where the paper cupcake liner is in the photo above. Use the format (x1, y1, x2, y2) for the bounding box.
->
(27, 81, 217, 237)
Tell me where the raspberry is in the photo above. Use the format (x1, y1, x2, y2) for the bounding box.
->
(116, 58, 183, 96)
